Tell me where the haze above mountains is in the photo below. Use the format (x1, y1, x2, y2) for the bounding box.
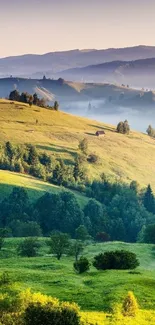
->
(0, 45, 155, 88)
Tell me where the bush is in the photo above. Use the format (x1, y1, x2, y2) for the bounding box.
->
(74, 257, 90, 274)
(122, 291, 138, 317)
(93, 250, 139, 270)
(87, 154, 99, 164)
(17, 237, 41, 257)
(23, 291, 80, 325)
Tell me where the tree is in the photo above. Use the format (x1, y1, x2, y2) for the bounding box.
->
(93, 250, 139, 270)
(74, 257, 90, 274)
(116, 121, 124, 134)
(5, 141, 15, 161)
(146, 125, 155, 137)
(143, 184, 155, 213)
(116, 120, 130, 134)
(27, 145, 39, 165)
(75, 225, 89, 241)
(9, 90, 20, 101)
(123, 120, 130, 134)
(33, 93, 39, 105)
(84, 199, 106, 237)
(17, 237, 40, 257)
(69, 240, 84, 262)
(0, 228, 7, 250)
(130, 180, 139, 193)
(122, 291, 138, 317)
(53, 101, 59, 111)
(48, 231, 70, 260)
(143, 224, 155, 243)
(78, 138, 88, 155)
(73, 156, 85, 182)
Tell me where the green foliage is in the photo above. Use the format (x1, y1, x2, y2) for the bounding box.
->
(74, 257, 90, 274)
(48, 231, 70, 260)
(17, 237, 40, 257)
(146, 125, 155, 137)
(0, 272, 11, 286)
(87, 153, 99, 164)
(24, 295, 80, 325)
(75, 225, 89, 241)
(93, 250, 139, 270)
(143, 224, 155, 243)
(116, 120, 130, 134)
(143, 184, 155, 214)
(69, 240, 84, 262)
(122, 291, 138, 317)
(54, 101, 59, 111)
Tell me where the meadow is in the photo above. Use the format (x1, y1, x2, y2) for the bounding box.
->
(1, 240, 155, 313)
(0, 99, 155, 191)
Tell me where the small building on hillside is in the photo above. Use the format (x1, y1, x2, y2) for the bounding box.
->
(96, 130, 105, 137)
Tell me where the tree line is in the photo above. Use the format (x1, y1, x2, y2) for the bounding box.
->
(9, 90, 59, 110)
(0, 179, 155, 244)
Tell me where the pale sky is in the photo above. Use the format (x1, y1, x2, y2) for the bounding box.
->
(0, 0, 155, 57)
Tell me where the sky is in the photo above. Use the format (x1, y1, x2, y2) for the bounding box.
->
(0, 0, 155, 57)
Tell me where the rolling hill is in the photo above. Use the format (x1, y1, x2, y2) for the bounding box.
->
(0, 99, 154, 192)
(1, 45, 155, 78)
(0, 77, 154, 112)
(59, 57, 155, 88)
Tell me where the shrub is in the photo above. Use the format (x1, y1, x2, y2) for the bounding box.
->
(87, 154, 99, 164)
(122, 291, 138, 317)
(93, 250, 139, 270)
(74, 257, 90, 274)
(17, 237, 41, 257)
(23, 290, 80, 325)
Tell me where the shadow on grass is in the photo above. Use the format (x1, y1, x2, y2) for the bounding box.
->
(37, 144, 77, 158)
(85, 132, 96, 136)
(89, 124, 115, 133)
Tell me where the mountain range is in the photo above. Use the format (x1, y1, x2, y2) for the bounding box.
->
(1, 46, 155, 85)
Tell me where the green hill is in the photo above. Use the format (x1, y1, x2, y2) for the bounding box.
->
(0, 99, 154, 191)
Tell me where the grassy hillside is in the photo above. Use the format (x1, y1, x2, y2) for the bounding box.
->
(0, 170, 88, 207)
(0, 99, 155, 190)
(1, 240, 155, 312)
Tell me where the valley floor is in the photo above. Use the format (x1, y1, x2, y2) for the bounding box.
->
(1, 240, 155, 312)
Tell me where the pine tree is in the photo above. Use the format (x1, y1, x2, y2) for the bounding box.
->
(122, 291, 138, 317)
(143, 184, 155, 213)
(54, 101, 59, 111)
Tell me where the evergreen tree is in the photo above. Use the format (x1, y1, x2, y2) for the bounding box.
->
(54, 101, 59, 111)
(143, 184, 155, 213)
(9, 90, 20, 101)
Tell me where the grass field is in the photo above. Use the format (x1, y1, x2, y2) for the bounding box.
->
(0, 99, 155, 191)
(1, 240, 155, 313)
(0, 170, 88, 207)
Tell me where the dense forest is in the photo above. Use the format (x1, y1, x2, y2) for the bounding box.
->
(0, 180, 154, 243)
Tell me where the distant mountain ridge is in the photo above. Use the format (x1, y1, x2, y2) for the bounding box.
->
(1, 45, 155, 78)
(59, 57, 155, 88)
